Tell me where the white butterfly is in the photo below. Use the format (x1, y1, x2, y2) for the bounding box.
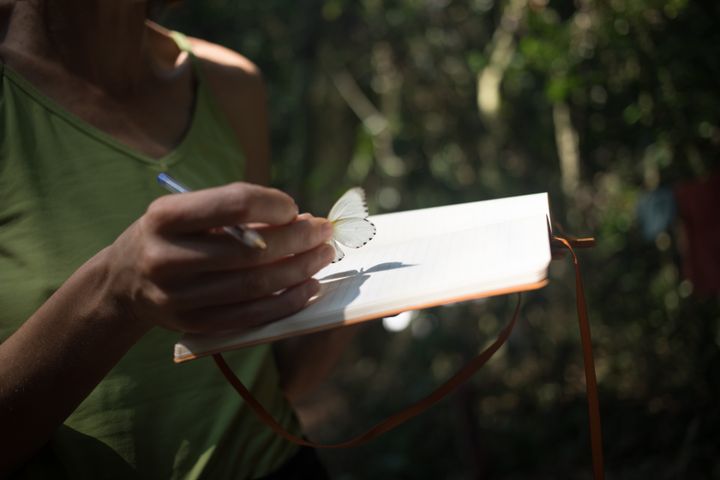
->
(328, 187, 376, 262)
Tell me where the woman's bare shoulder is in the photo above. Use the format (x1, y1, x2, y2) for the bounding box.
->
(186, 36, 265, 97)
(182, 35, 270, 184)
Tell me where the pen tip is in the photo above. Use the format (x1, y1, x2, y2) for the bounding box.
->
(244, 229, 267, 249)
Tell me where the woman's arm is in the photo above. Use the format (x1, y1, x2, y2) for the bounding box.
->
(0, 184, 334, 475)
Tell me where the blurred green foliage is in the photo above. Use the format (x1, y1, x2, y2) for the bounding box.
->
(161, 1, 720, 478)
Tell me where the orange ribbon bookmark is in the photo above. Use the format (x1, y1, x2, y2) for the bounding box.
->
(214, 235, 604, 479)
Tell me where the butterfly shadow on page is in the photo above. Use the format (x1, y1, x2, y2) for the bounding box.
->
(318, 261, 417, 282)
(305, 262, 418, 317)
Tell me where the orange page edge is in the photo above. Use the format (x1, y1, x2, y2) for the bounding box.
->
(174, 278, 549, 364)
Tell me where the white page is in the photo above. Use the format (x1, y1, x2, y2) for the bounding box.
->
(175, 193, 552, 361)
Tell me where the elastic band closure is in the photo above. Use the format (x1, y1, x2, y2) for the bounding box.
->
(554, 235, 604, 480)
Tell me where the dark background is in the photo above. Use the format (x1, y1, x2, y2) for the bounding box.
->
(161, 1, 720, 478)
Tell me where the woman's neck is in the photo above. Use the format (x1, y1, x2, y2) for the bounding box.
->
(2, 0, 155, 95)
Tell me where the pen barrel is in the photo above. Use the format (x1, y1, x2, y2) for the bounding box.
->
(157, 173, 267, 250)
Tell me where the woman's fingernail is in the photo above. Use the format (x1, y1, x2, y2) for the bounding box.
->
(297, 212, 313, 220)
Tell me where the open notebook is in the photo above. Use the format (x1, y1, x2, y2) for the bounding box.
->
(174, 192, 552, 363)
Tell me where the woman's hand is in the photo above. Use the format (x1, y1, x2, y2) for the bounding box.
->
(106, 182, 335, 334)
(0, 181, 334, 473)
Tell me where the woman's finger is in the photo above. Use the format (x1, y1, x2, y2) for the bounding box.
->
(146, 182, 299, 234)
(253, 216, 333, 262)
(174, 278, 321, 334)
(169, 243, 335, 309)
(146, 216, 334, 276)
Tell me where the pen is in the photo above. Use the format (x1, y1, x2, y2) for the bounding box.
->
(156, 172, 267, 250)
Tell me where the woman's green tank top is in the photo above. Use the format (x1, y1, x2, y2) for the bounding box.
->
(0, 32, 300, 479)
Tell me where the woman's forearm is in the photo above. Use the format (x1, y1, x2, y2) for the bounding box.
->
(0, 248, 150, 475)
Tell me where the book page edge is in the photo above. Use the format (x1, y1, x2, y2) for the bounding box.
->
(173, 277, 549, 364)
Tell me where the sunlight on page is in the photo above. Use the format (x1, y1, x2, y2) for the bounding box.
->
(175, 193, 552, 362)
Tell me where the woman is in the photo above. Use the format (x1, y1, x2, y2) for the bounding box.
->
(0, 1, 346, 477)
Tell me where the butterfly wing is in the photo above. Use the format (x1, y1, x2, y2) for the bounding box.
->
(327, 187, 375, 262)
(329, 238, 345, 263)
(333, 217, 376, 248)
(328, 187, 368, 222)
